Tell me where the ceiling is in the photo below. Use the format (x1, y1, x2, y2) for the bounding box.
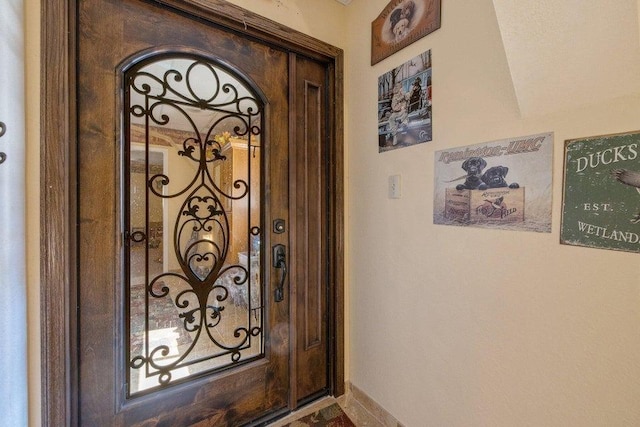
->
(492, 0, 640, 117)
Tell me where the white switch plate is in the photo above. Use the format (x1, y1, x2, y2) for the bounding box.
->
(389, 174, 401, 199)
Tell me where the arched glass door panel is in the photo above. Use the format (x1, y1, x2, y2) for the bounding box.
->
(124, 53, 263, 396)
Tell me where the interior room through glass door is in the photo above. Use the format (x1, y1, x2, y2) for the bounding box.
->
(125, 54, 264, 396)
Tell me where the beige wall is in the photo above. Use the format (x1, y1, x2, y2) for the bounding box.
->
(346, 0, 640, 426)
(27, 0, 640, 426)
(223, 0, 347, 49)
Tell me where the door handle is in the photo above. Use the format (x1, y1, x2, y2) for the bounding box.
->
(272, 244, 287, 302)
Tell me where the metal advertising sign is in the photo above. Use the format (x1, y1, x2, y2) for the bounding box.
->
(434, 132, 553, 233)
(371, 0, 441, 65)
(378, 50, 432, 152)
(561, 131, 640, 253)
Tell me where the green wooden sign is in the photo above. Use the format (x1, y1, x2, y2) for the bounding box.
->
(561, 131, 640, 253)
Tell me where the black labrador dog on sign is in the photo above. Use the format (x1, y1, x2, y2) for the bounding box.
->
(481, 166, 520, 189)
(455, 157, 487, 190)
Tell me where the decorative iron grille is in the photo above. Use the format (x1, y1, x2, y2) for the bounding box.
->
(0, 121, 6, 165)
(124, 53, 264, 396)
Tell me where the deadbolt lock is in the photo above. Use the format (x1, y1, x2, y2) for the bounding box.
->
(273, 219, 286, 234)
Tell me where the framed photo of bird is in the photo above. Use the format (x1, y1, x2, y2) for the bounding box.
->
(371, 0, 441, 65)
(561, 131, 640, 253)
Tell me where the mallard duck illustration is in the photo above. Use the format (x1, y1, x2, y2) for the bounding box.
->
(611, 169, 640, 224)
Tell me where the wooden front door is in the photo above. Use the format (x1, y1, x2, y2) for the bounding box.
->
(74, 0, 337, 425)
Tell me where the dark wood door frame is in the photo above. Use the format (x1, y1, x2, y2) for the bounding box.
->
(41, 1, 344, 425)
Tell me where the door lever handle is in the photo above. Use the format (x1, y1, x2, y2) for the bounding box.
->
(272, 244, 287, 302)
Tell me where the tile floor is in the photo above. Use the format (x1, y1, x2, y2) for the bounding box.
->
(266, 394, 386, 427)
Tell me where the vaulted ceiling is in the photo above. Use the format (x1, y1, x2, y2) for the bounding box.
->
(335, 0, 640, 117)
(492, 0, 640, 117)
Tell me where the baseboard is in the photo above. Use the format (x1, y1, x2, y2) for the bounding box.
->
(342, 381, 404, 427)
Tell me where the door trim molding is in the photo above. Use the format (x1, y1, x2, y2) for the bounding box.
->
(40, 1, 344, 425)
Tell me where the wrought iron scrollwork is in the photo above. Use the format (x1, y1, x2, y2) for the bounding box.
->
(0, 121, 6, 165)
(125, 54, 263, 394)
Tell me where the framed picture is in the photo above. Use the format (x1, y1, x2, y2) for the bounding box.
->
(560, 131, 640, 253)
(371, 0, 441, 65)
(433, 132, 554, 233)
(377, 50, 432, 152)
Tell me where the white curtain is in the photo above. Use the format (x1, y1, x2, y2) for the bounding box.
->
(0, 0, 27, 425)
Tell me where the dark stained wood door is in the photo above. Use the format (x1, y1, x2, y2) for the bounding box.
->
(77, 0, 292, 425)
(291, 54, 330, 404)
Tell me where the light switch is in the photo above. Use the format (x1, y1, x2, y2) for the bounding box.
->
(389, 174, 401, 199)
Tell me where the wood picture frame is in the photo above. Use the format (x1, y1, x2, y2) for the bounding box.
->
(371, 0, 441, 65)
